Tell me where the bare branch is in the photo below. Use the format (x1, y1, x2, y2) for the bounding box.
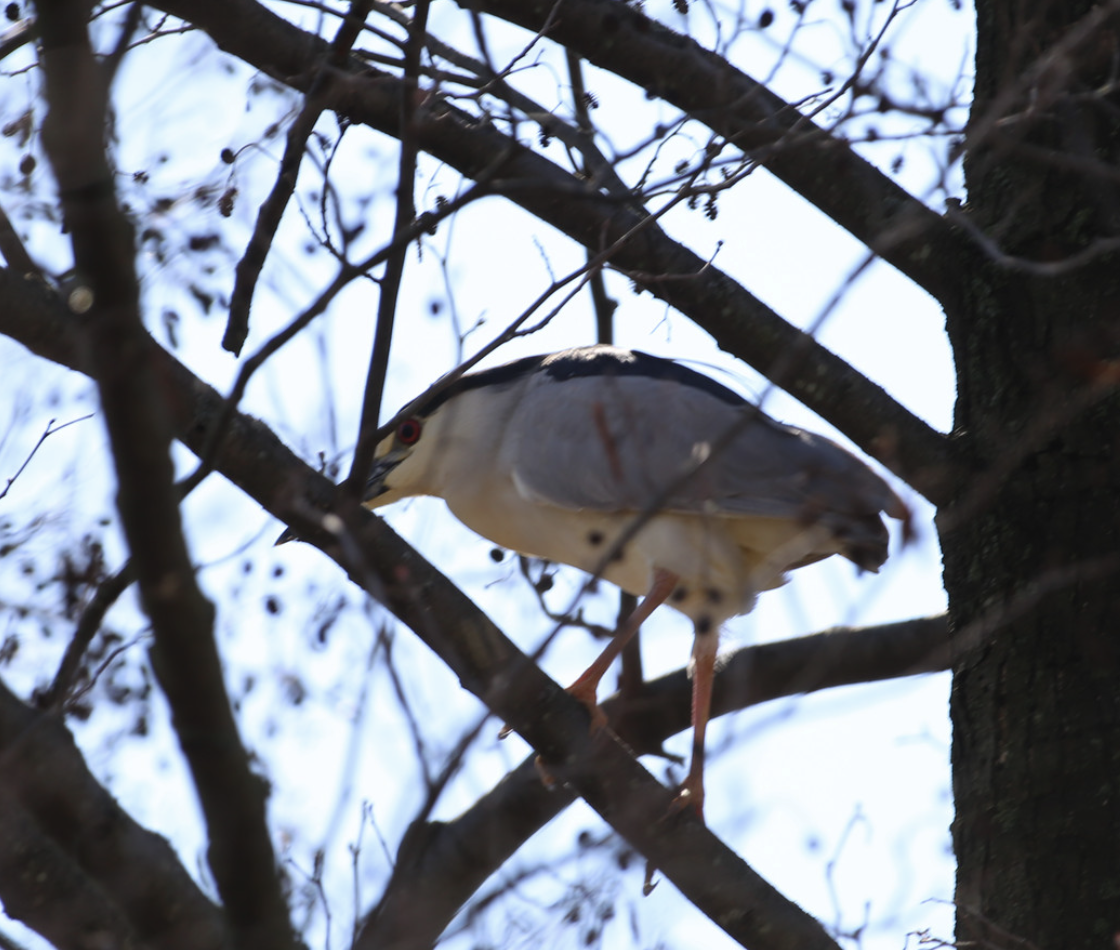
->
(225, 82, 333, 355)
(0, 786, 141, 950)
(0, 268, 842, 950)
(0, 414, 93, 502)
(34, 5, 296, 948)
(0, 677, 230, 950)
(464, 0, 972, 311)
(361, 614, 951, 950)
(37, 559, 136, 712)
(151, 0, 960, 504)
(225, 0, 376, 355)
(623, 615, 950, 752)
(345, 0, 431, 496)
(0, 201, 43, 281)
(0, 16, 36, 61)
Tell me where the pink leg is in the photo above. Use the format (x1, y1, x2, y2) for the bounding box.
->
(567, 567, 679, 728)
(673, 627, 718, 820)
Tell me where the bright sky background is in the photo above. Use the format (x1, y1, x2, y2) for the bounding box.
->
(0, 1, 972, 947)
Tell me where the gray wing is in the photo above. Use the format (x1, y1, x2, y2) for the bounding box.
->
(499, 367, 901, 566)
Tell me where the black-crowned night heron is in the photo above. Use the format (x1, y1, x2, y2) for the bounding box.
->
(363, 345, 905, 816)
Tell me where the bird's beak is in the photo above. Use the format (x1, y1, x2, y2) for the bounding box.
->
(363, 452, 405, 503)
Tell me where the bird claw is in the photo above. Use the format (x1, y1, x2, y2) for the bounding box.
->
(666, 780, 705, 822)
(643, 782, 703, 898)
(566, 682, 609, 733)
(533, 754, 557, 787)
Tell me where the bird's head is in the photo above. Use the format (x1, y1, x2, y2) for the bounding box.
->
(273, 400, 447, 546)
(363, 406, 443, 509)
(363, 369, 524, 511)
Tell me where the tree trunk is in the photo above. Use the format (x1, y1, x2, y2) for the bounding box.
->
(945, 2, 1120, 947)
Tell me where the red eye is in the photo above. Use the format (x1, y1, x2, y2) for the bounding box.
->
(397, 417, 423, 445)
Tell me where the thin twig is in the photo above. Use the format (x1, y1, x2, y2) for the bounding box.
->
(461, 0, 970, 310)
(181, 175, 495, 504)
(0, 201, 43, 281)
(566, 50, 640, 700)
(0, 16, 36, 61)
(224, 0, 376, 355)
(0, 414, 93, 501)
(37, 560, 136, 711)
(345, 0, 432, 496)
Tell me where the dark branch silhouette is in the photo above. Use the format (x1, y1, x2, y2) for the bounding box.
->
(225, 0, 376, 355)
(464, 0, 972, 312)
(35, 5, 297, 949)
(153, 0, 958, 505)
(0, 679, 229, 949)
(0, 266, 949, 950)
(361, 614, 950, 950)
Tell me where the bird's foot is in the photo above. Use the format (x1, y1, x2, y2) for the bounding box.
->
(643, 778, 704, 897)
(533, 755, 557, 787)
(667, 775, 705, 822)
(565, 680, 609, 733)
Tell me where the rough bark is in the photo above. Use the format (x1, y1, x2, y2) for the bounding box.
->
(945, 2, 1120, 947)
(0, 680, 231, 950)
